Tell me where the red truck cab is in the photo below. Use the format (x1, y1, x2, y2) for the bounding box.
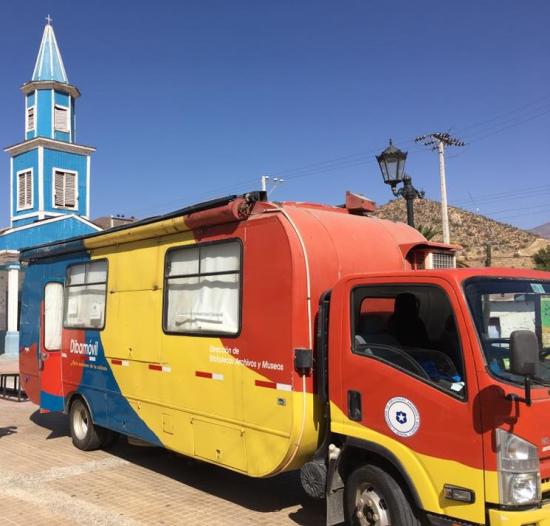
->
(321, 268, 550, 525)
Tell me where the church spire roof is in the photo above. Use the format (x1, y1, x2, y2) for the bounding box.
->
(31, 18, 69, 83)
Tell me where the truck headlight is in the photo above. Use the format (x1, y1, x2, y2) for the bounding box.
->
(496, 429, 540, 506)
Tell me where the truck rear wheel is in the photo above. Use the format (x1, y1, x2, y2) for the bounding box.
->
(69, 398, 111, 451)
(345, 464, 422, 526)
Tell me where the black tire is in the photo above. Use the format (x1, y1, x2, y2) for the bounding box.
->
(69, 397, 109, 451)
(345, 464, 423, 526)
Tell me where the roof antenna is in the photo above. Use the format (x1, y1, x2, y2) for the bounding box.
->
(260, 175, 285, 197)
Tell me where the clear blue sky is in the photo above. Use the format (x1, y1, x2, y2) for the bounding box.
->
(1, 0, 549, 230)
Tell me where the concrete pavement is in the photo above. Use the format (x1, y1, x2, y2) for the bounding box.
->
(0, 356, 19, 373)
(0, 393, 324, 525)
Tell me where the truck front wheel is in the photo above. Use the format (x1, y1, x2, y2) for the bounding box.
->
(345, 464, 423, 526)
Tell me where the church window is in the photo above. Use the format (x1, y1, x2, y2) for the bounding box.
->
(17, 169, 33, 210)
(54, 169, 77, 209)
(54, 104, 69, 132)
(26, 107, 35, 131)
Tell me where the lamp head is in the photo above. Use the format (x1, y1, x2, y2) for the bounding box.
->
(376, 139, 408, 186)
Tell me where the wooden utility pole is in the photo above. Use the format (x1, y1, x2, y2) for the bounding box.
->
(415, 132, 465, 244)
(485, 244, 492, 267)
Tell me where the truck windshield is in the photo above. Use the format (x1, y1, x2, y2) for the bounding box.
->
(464, 277, 550, 385)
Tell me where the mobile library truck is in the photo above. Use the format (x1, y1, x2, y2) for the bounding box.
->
(19, 191, 550, 525)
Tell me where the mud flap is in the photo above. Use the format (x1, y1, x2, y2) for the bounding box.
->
(326, 466, 345, 526)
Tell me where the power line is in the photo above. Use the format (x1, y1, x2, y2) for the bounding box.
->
(267, 145, 429, 182)
(464, 106, 550, 144)
(124, 92, 550, 219)
(451, 93, 550, 136)
(488, 209, 550, 222)
(480, 203, 549, 217)
(124, 178, 258, 217)
(450, 185, 550, 207)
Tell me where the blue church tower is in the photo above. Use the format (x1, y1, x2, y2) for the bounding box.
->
(0, 19, 101, 357)
(7, 19, 95, 226)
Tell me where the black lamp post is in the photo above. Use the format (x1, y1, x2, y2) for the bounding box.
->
(376, 139, 424, 227)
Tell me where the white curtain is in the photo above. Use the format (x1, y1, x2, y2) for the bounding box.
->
(201, 243, 240, 273)
(64, 261, 107, 329)
(168, 247, 199, 277)
(45, 283, 63, 350)
(166, 241, 240, 334)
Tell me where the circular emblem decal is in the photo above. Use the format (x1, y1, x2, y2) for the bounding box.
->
(384, 397, 420, 437)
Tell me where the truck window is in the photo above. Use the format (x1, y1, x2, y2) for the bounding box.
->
(352, 285, 466, 398)
(44, 282, 63, 350)
(64, 260, 108, 330)
(464, 278, 550, 386)
(164, 239, 241, 336)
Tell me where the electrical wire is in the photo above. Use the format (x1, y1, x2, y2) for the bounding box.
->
(462, 105, 550, 144)
(450, 185, 550, 208)
(122, 92, 550, 219)
(451, 93, 550, 136)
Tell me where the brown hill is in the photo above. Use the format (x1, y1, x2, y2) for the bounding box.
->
(373, 198, 548, 268)
(530, 222, 550, 239)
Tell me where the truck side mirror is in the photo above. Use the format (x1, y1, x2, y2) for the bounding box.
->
(509, 330, 539, 377)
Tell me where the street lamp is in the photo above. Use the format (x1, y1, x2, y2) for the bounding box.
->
(376, 139, 424, 228)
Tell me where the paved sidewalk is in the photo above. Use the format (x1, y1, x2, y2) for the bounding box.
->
(0, 397, 324, 525)
(0, 356, 19, 374)
(0, 356, 21, 400)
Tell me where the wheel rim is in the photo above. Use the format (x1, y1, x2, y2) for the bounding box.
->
(354, 482, 390, 526)
(72, 404, 89, 440)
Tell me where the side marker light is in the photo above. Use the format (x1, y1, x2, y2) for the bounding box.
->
(443, 484, 475, 503)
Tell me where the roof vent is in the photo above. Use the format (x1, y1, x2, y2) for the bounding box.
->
(344, 191, 376, 215)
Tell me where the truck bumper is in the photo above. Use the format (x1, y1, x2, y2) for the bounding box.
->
(488, 501, 550, 525)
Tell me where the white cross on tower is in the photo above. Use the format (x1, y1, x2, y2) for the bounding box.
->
(45, 14, 53, 25)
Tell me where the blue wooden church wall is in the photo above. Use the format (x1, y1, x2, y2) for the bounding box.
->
(0, 217, 98, 251)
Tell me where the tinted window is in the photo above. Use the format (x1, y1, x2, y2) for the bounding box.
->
(352, 284, 465, 397)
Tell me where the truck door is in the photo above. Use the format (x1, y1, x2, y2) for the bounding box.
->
(39, 282, 65, 412)
(333, 277, 485, 525)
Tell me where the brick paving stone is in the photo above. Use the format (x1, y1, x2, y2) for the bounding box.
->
(0, 396, 324, 525)
(0, 495, 74, 525)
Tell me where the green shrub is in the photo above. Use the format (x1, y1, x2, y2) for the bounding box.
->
(533, 246, 550, 271)
(416, 224, 440, 241)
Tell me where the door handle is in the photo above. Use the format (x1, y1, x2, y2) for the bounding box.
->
(347, 390, 362, 421)
(39, 351, 48, 371)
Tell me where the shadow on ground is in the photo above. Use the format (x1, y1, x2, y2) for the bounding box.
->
(30, 409, 69, 439)
(0, 425, 17, 438)
(29, 410, 324, 525)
